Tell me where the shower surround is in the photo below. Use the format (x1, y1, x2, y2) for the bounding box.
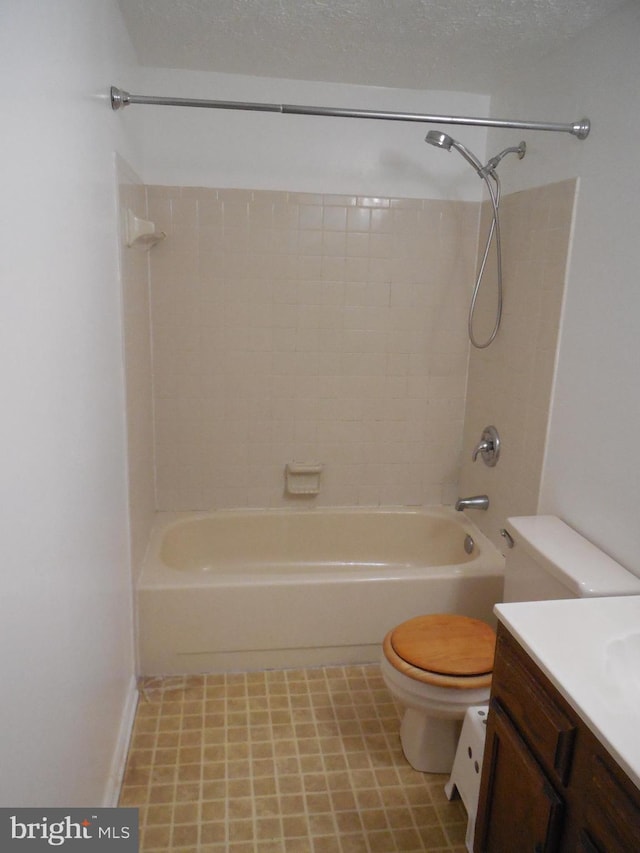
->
(120, 176, 575, 560)
(460, 178, 577, 548)
(146, 187, 479, 511)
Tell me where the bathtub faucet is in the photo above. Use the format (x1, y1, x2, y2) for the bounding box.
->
(455, 495, 489, 511)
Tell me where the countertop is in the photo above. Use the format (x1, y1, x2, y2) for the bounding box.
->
(495, 595, 640, 789)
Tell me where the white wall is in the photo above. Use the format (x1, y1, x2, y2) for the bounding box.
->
(0, 1, 141, 805)
(488, 1, 640, 575)
(122, 67, 490, 200)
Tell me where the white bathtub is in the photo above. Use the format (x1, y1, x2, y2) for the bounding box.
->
(137, 507, 504, 674)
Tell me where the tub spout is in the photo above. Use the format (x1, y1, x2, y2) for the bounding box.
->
(455, 495, 489, 511)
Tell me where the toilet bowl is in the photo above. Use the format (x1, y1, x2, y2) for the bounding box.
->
(382, 515, 640, 776)
(381, 614, 495, 772)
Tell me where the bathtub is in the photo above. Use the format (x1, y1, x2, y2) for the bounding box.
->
(137, 507, 504, 674)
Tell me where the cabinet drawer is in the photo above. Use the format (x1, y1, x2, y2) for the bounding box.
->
(492, 633, 576, 785)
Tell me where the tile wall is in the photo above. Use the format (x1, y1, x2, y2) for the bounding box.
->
(120, 177, 574, 550)
(459, 179, 577, 548)
(145, 188, 479, 510)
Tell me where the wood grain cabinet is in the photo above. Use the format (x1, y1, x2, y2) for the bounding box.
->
(474, 624, 640, 852)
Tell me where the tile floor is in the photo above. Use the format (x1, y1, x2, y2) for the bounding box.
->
(119, 665, 468, 852)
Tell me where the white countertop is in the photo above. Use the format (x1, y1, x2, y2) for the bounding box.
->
(495, 595, 640, 789)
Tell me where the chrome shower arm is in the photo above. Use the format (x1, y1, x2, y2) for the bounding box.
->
(479, 142, 527, 178)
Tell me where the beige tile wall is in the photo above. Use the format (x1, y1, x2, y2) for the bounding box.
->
(459, 179, 577, 549)
(145, 188, 479, 510)
(121, 178, 573, 532)
(118, 160, 156, 577)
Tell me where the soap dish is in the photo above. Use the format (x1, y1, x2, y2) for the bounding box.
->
(285, 463, 323, 496)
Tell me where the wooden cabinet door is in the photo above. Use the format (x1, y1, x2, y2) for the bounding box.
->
(578, 755, 640, 852)
(475, 701, 564, 853)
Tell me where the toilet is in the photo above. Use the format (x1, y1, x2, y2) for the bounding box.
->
(381, 515, 640, 774)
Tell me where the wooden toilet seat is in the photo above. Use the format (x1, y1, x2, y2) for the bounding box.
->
(383, 614, 496, 689)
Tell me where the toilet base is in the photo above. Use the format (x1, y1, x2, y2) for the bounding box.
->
(399, 707, 463, 773)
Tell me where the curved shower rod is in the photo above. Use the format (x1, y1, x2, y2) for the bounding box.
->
(110, 86, 590, 139)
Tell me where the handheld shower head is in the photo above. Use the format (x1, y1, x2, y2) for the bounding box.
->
(425, 132, 526, 178)
(425, 130, 454, 150)
(425, 130, 485, 175)
(425, 130, 527, 350)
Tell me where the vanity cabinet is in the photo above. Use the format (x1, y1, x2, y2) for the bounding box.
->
(475, 623, 640, 852)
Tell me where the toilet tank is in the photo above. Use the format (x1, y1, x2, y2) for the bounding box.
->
(503, 515, 640, 603)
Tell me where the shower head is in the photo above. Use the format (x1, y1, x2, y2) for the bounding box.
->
(426, 130, 526, 179)
(425, 130, 485, 175)
(425, 130, 454, 150)
(426, 129, 526, 350)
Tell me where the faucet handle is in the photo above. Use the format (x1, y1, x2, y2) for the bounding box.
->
(472, 440, 491, 461)
(472, 425, 500, 467)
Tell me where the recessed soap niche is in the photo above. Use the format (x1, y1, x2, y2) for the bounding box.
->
(285, 463, 323, 496)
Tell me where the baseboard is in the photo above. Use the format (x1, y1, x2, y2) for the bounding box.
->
(102, 675, 139, 807)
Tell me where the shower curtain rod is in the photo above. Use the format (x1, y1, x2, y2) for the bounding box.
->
(110, 86, 590, 139)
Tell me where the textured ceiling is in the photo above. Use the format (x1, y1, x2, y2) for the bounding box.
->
(117, 0, 626, 92)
